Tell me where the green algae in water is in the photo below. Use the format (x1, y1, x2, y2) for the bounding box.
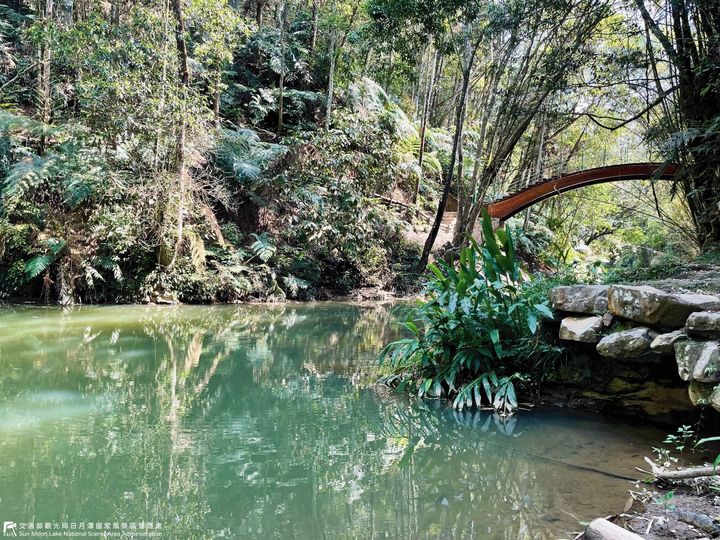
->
(0, 303, 665, 539)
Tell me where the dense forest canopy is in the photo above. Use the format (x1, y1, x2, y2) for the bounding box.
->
(0, 0, 717, 304)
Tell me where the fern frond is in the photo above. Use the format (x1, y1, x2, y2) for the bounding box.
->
(2, 154, 55, 204)
(281, 274, 309, 297)
(250, 232, 276, 262)
(24, 254, 53, 280)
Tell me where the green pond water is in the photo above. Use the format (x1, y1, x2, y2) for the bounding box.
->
(0, 303, 668, 539)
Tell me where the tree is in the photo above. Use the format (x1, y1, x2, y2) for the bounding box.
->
(634, 0, 720, 247)
(450, 0, 610, 249)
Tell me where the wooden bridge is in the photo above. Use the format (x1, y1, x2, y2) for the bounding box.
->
(485, 162, 677, 221)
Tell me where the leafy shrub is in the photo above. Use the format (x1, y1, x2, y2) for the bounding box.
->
(379, 211, 559, 414)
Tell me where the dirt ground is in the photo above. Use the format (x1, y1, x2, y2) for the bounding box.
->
(612, 487, 720, 539)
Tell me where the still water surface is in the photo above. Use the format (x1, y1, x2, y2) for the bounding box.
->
(0, 303, 665, 539)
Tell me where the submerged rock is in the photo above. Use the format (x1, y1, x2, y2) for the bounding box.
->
(559, 316, 604, 343)
(650, 329, 687, 355)
(686, 311, 720, 338)
(550, 285, 609, 315)
(608, 285, 720, 328)
(596, 327, 658, 360)
(675, 341, 720, 382)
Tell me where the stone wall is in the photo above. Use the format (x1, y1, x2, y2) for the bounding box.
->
(545, 284, 720, 420)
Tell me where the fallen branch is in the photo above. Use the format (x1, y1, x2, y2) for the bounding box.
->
(644, 457, 719, 480)
(584, 518, 644, 540)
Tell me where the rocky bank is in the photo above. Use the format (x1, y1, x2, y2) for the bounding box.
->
(544, 282, 720, 420)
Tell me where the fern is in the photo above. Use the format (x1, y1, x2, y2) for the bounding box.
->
(24, 254, 53, 280)
(250, 232, 276, 262)
(2, 154, 55, 203)
(216, 127, 287, 183)
(92, 256, 123, 282)
(281, 274, 310, 297)
(23, 237, 66, 282)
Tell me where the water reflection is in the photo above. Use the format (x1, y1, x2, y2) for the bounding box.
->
(0, 303, 661, 539)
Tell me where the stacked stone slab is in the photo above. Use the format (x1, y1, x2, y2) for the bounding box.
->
(551, 285, 609, 344)
(550, 283, 720, 413)
(676, 311, 720, 410)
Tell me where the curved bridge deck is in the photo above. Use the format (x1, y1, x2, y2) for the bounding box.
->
(485, 163, 677, 221)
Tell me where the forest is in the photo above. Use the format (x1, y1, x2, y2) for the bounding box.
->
(0, 0, 717, 306)
(1, 1, 720, 538)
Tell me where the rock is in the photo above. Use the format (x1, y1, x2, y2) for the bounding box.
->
(549, 285, 609, 315)
(686, 311, 720, 338)
(596, 327, 658, 359)
(559, 316, 604, 343)
(608, 285, 720, 328)
(650, 329, 687, 354)
(688, 380, 715, 406)
(710, 386, 720, 413)
(675, 341, 720, 382)
(584, 518, 644, 540)
(602, 312, 614, 327)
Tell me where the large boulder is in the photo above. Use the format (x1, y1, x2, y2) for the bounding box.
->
(675, 340, 720, 382)
(688, 380, 715, 406)
(608, 285, 720, 328)
(650, 329, 687, 355)
(686, 311, 720, 338)
(550, 285, 609, 315)
(710, 386, 720, 413)
(596, 327, 658, 360)
(559, 316, 604, 343)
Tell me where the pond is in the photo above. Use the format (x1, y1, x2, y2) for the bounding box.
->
(0, 303, 666, 539)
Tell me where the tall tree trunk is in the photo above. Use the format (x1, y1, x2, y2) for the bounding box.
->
(309, 0, 319, 55)
(414, 48, 438, 207)
(256, 0, 266, 27)
(37, 0, 53, 154)
(213, 71, 221, 127)
(169, 0, 190, 267)
(277, 0, 288, 135)
(324, 32, 336, 131)
(418, 60, 472, 271)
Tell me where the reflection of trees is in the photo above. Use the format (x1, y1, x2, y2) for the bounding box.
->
(0, 303, 648, 539)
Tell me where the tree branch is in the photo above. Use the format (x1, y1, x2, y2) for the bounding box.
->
(583, 85, 678, 130)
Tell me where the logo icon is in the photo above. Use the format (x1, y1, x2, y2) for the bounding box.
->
(2, 522, 16, 536)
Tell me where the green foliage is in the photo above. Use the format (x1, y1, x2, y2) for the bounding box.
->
(250, 232, 276, 262)
(379, 211, 558, 414)
(216, 127, 287, 183)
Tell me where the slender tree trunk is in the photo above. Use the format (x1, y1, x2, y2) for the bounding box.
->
(324, 32, 336, 131)
(309, 0, 319, 55)
(213, 71, 221, 127)
(414, 48, 437, 207)
(170, 0, 190, 266)
(419, 61, 472, 271)
(277, 0, 288, 135)
(37, 0, 53, 153)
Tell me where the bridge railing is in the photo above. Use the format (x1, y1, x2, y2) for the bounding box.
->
(487, 148, 662, 203)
